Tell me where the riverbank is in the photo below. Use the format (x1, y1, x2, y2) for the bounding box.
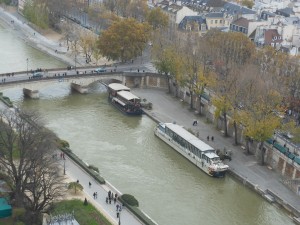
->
(133, 88, 300, 221)
(0, 6, 109, 68)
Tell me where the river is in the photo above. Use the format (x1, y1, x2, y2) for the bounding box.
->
(0, 21, 296, 225)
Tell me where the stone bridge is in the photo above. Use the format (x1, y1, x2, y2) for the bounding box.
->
(0, 72, 168, 98)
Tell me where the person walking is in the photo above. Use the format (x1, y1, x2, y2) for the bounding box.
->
(207, 136, 210, 141)
(93, 192, 96, 199)
(114, 197, 116, 204)
(106, 197, 108, 204)
(95, 192, 98, 199)
(108, 190, 111, 199)
(89, 181, 91, 188)
(211, 136, 214, 141)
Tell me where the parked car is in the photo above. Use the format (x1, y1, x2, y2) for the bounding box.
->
(94, 67, 106, 73)
(32, 72, 43, 78)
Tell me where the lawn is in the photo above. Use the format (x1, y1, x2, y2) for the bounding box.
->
(51, 199, 112, 225)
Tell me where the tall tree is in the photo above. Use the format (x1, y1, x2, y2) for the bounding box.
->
(0, 110, 65, 223)
(146, 7, 169, 30)
(97, 18, 151, 62)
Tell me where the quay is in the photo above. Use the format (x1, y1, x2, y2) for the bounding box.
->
(133, 88, 300, 221)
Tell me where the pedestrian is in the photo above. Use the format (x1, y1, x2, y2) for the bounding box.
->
(95, 192, 97, 199)
(116, 204, 119, 211)
(109, 198, 111, 204)
(108, 190, 111, 198)
(119, 204, 122, 212)
(207, 136, 209, 141)
(115, 193, 118, 199)
(117, 211, 119, 218)
(106, 197, 108, 204)
(211, 136, 214, 141)
(77, 179, 79, 183)
(93, 192, 96, 199)
(114, 197, 116, 204)
(89, 181, 91, 188)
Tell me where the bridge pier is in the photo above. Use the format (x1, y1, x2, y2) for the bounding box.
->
(71, 83, 88, 94)
(23, 88, 39, 99)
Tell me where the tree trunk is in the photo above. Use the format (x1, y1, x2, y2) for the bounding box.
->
(190, 91, 194, 109)
(199, 97, 203, 115)
(223, 112, 228, 137)
(260, 141, 266, 165)
(246, 137, 250, 154)
(233, 120, 238, 145)
(167, 76, 171, 93)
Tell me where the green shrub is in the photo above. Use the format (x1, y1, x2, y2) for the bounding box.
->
(57, 139, 70, 148)
(120, 194, 139, 207)
(14, 221, 26, 225)
(13, 208, 26, 221)
(88, 164, 99, 173)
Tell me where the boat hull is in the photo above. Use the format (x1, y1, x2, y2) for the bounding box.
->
(155, 128, 227, 178)
(109, 98, 143, 116)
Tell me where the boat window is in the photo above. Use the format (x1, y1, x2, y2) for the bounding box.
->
(159, 125, 165, 132)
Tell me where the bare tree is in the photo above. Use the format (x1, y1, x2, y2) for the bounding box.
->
(0, 109, 65, 224)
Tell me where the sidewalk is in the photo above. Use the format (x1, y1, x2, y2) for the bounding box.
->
(133, 88, 300, 215)
(60, 153, 144, 225)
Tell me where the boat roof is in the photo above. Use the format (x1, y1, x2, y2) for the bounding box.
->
(108, 83, 130, 91)
(204, 152, 219, 159)
(163, 123, 214, 152)
(118, 91, 140, 101)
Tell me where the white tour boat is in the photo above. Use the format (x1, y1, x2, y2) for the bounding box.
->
(154, 122, 229, 177)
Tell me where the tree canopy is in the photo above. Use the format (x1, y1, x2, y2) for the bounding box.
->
(97, 18, 151, 62)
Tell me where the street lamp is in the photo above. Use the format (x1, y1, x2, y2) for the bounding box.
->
(63, 159, 66, 175)
(26, 58, 28, 75)
(118, 213, 121, 225)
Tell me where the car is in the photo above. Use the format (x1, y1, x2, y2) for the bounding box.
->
(282, 132, 294, 140)
(94, 67, 106, 73)
(32, 72, 43, 78)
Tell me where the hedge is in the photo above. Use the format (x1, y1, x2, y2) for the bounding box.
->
(119, 195, 157, 225)
(60, 147, 105, 184)
(120, 194, 139, 207)
(0, 95, 13, 107)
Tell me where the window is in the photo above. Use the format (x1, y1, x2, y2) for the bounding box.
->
(220, 19, 222, 24)
(215, 20, 218, 24)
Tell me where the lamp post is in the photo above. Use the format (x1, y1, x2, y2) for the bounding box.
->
(63, 159, 66, 175)
(118, 213, 121, 225)
(26, 58, 28, 75)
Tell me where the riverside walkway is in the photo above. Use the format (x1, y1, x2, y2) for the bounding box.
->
(61, 153, 145, 225)
(0, 102, 146, 225)
(133, 88, 300, 218)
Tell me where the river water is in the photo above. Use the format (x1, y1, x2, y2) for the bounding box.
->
(0, 22, 296, 225)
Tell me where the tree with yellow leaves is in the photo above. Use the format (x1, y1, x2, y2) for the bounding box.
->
(97, 18, 151, 62)
(241, 81, 282, 164)
(147, 7, 169, 30)
(78, 31, 98, 63)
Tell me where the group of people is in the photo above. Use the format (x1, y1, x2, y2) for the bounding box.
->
(106, 190, 118, 205)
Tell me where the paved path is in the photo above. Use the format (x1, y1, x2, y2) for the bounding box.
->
(60, 153, 145, 225)
(133, 88, 300, 215)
